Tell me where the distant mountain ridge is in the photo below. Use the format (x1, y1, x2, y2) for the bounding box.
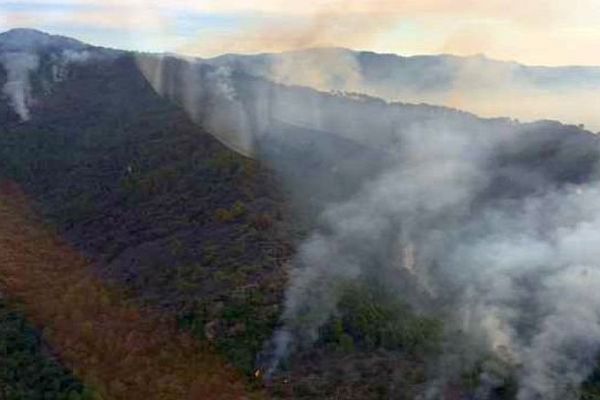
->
(202, 46, 600, 130)
(0, 28, 88, 52)
(205, 46, 600, 91)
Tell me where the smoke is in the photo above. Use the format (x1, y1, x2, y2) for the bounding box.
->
(129, 0, 600, 131)
(0, 47, 117, 120)
(180, 1, 399, 57)
(137, 53, 600, 398)
(136, 55, 256, 156)
(267, 117, 600, 399)
(207, 66, 236, 101)
(52, 49, 119, 83)
(1, 51, 39, 121)
(61, 49, 93, 64)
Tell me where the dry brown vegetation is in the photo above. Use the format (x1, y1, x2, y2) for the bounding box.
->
(0, 180, 260, 400)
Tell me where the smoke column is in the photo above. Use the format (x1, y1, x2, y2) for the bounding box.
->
(1, 52, 39, 121)
(138, 53, 600, 399)
(266, 116, 600, 399)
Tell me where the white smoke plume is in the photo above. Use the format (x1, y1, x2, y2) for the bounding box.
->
(61, 49, 93, 64)
(0, 48, 103, 120)
(138, 54, 600, 398)
(1, 51, 39, 121)
(268, 119, 600, 398)
(207, 66, 236, 101)
(51, 49, 116, 83)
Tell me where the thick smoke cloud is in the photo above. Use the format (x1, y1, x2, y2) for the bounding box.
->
(269, 120, 600, 399)
(1, 52, 39, 121)
(138, 54, 600, 399)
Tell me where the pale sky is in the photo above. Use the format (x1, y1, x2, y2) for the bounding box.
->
(2, 0, 600, 65)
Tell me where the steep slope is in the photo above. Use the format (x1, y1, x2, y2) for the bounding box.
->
(143, 53, 600, 399)
(0, 45, 292, 377)
(0, 182, 253, 400)
(141, 53, 600, 197)
(0, 29, 293, 394)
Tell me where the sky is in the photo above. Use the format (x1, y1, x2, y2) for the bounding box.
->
(2, 0, 600, 66)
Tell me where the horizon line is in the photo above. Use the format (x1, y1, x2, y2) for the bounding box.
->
(2, 26, 600, 69)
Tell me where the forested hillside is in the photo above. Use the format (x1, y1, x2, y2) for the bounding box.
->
(0, 42, 290, 398)
(3, 29, 600, 399)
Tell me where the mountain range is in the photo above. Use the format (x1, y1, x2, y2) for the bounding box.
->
(203, 46, 600, 130)
(2, 28, 600, 400)
(4, 28, 600, 130)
